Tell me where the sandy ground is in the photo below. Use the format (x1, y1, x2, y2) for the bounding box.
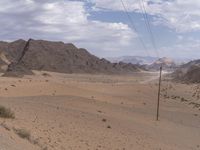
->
(0, 71, 200, 150)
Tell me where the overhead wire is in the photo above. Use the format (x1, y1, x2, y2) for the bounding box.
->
(139, 0, 160, 57)
(139, 0, 171, 121)
(120, 0, 150, 57)
(120, 0, 171, 122)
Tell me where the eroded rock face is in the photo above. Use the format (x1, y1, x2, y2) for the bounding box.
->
(0, 39, 141, 77)
(172, 59, 200, 83)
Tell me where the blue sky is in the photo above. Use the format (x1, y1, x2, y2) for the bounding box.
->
(0, 0, 200, 60)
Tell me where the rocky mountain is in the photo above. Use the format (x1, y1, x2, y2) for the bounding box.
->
(107, 56, 158, 65)
(172, 59, 200, 83)
(0, 39, 141, 76)
(147, 57, 177, 71)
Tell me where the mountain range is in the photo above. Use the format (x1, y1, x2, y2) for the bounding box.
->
(107, 56, 158, 65)
(146, 57, 177, 71)
(0, 39, 141, 76)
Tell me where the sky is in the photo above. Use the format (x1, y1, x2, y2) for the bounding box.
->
(0, 0, 200, 60)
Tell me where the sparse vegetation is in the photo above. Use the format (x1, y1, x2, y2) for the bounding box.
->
(0, 105, 15, 119)
(42, 72, 51, 77)
(102, 118, 107, 122)
(97, 110, 102, 113)
(181, 97, 188, 102)
(189, 102, 200, 109)
(10, 84, 16, 87)
(14, 128, 47, 149)
(0, 122, 11, 131)
(15, 128, 31, 140)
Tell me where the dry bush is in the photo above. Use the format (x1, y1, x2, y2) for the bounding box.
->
(0, 105, 15, 119)
(42, 73, 51, 77)
(14, 128, 48, 149)
(15, 128, 31, 140)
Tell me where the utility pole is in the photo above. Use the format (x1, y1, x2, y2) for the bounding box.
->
(156, 65, 162, 121)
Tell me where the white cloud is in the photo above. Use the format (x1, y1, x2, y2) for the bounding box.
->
(159, 36, 200, 59)
(0, 0, 137, 56)
(0, 0, 199, 58)
(90, 0, 140, 12)
(148, 0, 200, 32)
(90, 0, 200, 32)
(0, 0, 36, 13)
(37, 1, 88, 24)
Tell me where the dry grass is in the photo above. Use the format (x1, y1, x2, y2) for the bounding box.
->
(0, 105, 15, 119)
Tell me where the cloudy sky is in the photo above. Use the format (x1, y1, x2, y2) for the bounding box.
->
(0, 0, 200, 59)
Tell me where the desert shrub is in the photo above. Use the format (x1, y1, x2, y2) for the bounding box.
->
(102, 118, 107, 122)
(15, 128, 31, 140)
(0, 105, 15, 119)
(42, 73, 51, 77)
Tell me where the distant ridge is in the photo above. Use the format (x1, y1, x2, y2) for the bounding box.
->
(146, 57, 176, 71)
(107, 56, 158, 65)
(0, 39, 141, 76)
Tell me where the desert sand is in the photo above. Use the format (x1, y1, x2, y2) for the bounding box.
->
(0, 71, 200, 150)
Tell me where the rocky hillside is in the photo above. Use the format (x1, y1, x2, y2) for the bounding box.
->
(0, 39, 141, 76)
(172, 59, 200, 83)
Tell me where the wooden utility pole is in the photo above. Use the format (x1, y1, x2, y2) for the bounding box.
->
(156, 65, 162, 121)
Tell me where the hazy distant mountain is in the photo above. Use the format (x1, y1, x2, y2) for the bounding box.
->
(107, 56, 158, 65)
(107, 56, 180, 71)
(0, 39, 141, 76)
(146, 57, 177, 71)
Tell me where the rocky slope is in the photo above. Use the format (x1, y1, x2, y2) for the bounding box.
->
(0, 39, 141, 76)
(172, 59, 200, 83)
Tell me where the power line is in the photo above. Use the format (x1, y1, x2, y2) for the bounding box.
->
(120, 0, 150, 57)
(138, 0, 164, 121)
(139, 0, 160, 57)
